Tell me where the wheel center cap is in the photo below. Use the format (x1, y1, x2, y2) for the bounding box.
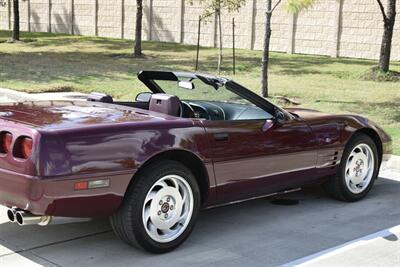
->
(161, 203, 170, 213)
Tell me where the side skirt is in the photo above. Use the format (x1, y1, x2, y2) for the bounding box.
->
(202, 187, 302, 210)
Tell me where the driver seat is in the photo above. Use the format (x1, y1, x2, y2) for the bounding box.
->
(149, 94, 181, 117)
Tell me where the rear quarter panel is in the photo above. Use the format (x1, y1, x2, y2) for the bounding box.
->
(37, 118, 212, 178)
(0, 118, 215, 217)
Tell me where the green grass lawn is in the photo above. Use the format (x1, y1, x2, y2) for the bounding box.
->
(0, 30, 399, 155)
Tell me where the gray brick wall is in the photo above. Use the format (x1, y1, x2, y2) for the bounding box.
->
(0, 0, 399, 61)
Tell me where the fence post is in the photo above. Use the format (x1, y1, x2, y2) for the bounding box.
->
(147, 0, 153, 41)
(7, 0, 11, 30)
(195, 16, 201, 70)
(70, 0, 74, 34)
(213, 12, 217, 48)
(27, 0, 30, 32)
(178, 0, 184, 43)
(94, 0, 98, 36)
(48, 0, 51, 33)
(287, 13, 296, 54)
(121, 0, 125, 38)
(331, 0, 343, 57)
(232, 17, 236, 74)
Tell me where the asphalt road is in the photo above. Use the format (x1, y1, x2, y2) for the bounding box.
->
(0, 174, 399, 267)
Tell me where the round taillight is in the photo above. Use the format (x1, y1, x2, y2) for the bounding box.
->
(21, 138, 33, 159)
(13, 136, 33, 159)
(0, 132, 13, 154)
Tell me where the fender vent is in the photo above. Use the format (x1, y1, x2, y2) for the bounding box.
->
(331, 151, 339, 169)
(317, 150, 341, 169)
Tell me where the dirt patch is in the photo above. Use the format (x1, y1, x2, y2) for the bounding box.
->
(361, 66, 400, 82)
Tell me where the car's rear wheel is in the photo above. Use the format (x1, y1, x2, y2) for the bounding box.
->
(110, 160, 200, 253)
(324, 133, 379, 202)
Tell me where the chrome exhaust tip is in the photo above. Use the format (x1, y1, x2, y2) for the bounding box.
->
(7, 208, 17, 223)
(15, 211, 46, 226)
(14, 211, 91, 226)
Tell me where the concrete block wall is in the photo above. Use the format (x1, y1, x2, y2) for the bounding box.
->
(123, 0, 137, 40)
(73, 0, 94, 36)
(182, 1, 215, 47)
(340, 0, 400, 60)
(253, 0, 289, 52)
(30, 0, 49, 32)
(97, 0, 121, 38)
(294, 0, 337, 56)
(0, 1, 8, 30)
(151, 0, 181, 42)
(0, 0, 399, 61)
(50, 0, 71, 33)
(217, 1, 253, 49)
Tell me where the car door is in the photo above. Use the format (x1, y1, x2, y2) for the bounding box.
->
(201, 118, 319, 203)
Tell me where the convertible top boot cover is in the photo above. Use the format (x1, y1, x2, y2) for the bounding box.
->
(149, 94, 181, 117)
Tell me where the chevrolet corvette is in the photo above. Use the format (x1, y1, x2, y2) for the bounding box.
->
(0, 71, 392, 253)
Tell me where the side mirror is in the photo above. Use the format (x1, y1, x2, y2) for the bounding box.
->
(135, 92, 152, 102)
(274, 110, 287, 124)
(178, 80, 195, 90)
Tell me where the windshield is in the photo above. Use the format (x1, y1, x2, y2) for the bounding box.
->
(153, 78, 254, 105)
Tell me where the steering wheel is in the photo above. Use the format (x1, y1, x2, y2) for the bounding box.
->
(180, 101, 196, 118)
(188, 102, 212, 120)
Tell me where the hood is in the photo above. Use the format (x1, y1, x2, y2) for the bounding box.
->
(0, 101, 178, 130)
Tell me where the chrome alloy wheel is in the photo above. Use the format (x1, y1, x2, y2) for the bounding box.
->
(142, 175, 194, 243)
(345, 143, 375, 194)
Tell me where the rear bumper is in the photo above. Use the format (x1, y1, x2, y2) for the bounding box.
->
(0, 168, 134, 217)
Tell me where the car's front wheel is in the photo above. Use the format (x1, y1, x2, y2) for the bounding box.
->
(110, 160, 200, 253)
(324, 133, 379, 202)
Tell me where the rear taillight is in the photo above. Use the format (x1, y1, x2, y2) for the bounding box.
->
(0, 132, 13, 154)
(21, 137, 33, 159)
(14, 136, 33, 159)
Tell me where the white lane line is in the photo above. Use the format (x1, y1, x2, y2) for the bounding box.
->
(281, 224, 400, 267)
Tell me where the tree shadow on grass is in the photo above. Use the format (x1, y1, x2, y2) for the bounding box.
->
(0, 50, 197, 86)
(315, 99, 400, 122)
(198, 52, 378, 76)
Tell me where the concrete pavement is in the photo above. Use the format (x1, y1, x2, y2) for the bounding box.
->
(0, 177, 399, 267)
(0, 89, 399, 266)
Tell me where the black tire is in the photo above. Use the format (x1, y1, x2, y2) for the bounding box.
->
(110, 160, 200, 253)
(324, 133, 379, 202)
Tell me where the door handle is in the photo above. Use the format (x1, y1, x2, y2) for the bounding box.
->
(213, 133, 229, 142)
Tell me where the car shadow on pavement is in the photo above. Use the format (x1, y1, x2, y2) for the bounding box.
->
(0, 178, 399, 267)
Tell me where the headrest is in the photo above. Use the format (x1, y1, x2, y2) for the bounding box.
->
(149, 94, 181, 117)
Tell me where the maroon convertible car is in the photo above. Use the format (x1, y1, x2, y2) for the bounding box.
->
(0, 71, 392, 253)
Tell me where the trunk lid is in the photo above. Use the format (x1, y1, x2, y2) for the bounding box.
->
(0, 101, 174, 130)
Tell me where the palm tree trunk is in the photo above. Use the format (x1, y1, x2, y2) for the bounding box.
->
(261, 0, 272, 97)
(133, 0, 143, 57)
(12, 0, 20, 41)
(378, 0, 396, 72)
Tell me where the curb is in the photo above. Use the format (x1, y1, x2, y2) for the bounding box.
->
(386, 155, 400, 171)
(0, 88, 34, 101)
